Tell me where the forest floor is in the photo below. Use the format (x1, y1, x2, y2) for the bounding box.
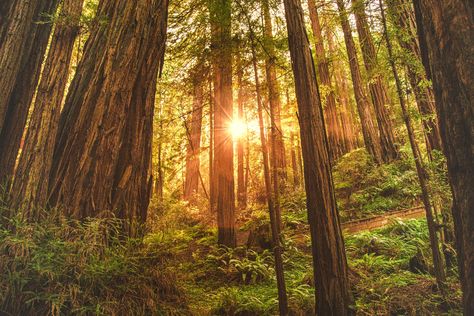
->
(0, 149, 462, 315)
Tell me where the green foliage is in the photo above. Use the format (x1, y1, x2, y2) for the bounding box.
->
(0, 210, 185, 315)
(334, 148, 421, 220)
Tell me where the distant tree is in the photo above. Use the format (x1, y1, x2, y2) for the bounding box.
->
(336, 0, 383, 163)
(308, 0, 346, 161)
(351, 0, 399, 163)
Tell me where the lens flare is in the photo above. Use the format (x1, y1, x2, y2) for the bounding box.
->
(229, 119, 246, 138)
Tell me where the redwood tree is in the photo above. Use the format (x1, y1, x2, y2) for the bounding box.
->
(336, 0, 382, 163)
(0, 0, 60, 184)
(351, 0, 399, 162)
(308, 0, 346, 161)
(209, 0, 236, 247)
(11, 0, 84, 212)
(48, 0, 169, 236)
(413, 0, 474, 312)
(283, 0, 353, 313)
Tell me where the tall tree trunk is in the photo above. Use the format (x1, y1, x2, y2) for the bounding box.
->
(251, 41, 288, 316)
(283, 0, 353, 314)
(308, 0, 346, 161)
(208, 79, 217, 213)
(209, 0, 236, 247)
(11, 0, 84, 213)
(413, 0, 474, 312)
(184, 77, 204, 202)
(380, 0, 447, 293)
(0, 0, 60, 184)
(262, 0, 287, 182)
(386, 0, 442, 155)
(236, 45, 247, 209)
(351, 0, 399, 163)
(336, 0, 382, 164)
(49, 0, 169, 236)
(290, 131, 301, 188)
(327, 28, 358, 152)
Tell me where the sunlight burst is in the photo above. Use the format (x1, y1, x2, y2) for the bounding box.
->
(229, 119, 247, 139)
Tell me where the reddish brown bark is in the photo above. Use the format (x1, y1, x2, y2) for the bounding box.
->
(414, 0, 474, 312)
(0, 0, 60, 184)
(236, 45, 247, 209)
(262, 0, 287, 180)
(209, 0, 236, 247)
(283, 0, 353, 313)
(184, 77, 204, 202)
(308, 0, 346, 160)
(250, 39, 289, 315)
(380, 0, 446, 293)
(49, 0, 169, 236)
(386, 0, 442, 155)
(11, 0, 84, 213)
(336, 0, 382, 163)
(351, 0, 399, 163)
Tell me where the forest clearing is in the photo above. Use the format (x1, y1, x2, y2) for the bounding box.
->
(0, 0, 472, 315)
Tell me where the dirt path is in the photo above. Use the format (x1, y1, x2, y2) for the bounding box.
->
(342, 206, 425, 234)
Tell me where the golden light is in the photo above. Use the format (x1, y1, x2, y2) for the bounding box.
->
(229, 119, 247, 139)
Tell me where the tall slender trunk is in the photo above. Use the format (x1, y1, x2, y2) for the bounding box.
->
(49, 0, 169, 236)
(351, 0, 398, 163)
(380, 0, 446, 293)
(209, 79, 217, 213)
(327, 28, 358, 152)
(11, 0, 84, 213)
(0, 0, 60, 184)
(385, 0, 442, 156)
(251, 41, 288, 316)
(290, 131, 300, 188)
(336, 0, 382, 164)
(209, 0, 236, 247)
(236, 46, 247, 209)
(262, 0, 287, 182)
(283, 0, 353, 313)
(413, 0, 474, 312)
(308, 0, 346, 161)
(184, 77, 204, 202)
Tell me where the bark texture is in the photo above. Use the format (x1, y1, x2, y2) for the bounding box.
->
(386, 0, 442, 155)
(413, 0, 474, 312)
(283, 0, 353, 313)
(209, 0, 236, 247)
(11, 0, 84, 212)
(184, 78, 204, 202)
(236, 47, 247, 209)
(0, 0, 60, 183)
(352, 0, 399, 163)
(308, 0, 346, 161)
(49, 0, 169, 236)
(337, 0, 382, 163)
(262, 0, 287, 180)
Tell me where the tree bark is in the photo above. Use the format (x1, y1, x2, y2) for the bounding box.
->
(0, 0, 60, 184)
(251, 39, 289, 316)
(386, 0, 442, 155)
(351, 0, 399, 163)
(308, 0, 346, 161)
(184, 77, 204, 202)
(336, 0, 382, 164)
(236, 44, 247, 209)
(262, 0, 288, 181)
(283, 0, 353, 314)
(327, 29, 358, 152)
(209, 0, 236, 247)
(49, 0, 169, 236)
(413, 0, 474, 312)
(380, 0, 446, 293)
(11, 0, 84, 213)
